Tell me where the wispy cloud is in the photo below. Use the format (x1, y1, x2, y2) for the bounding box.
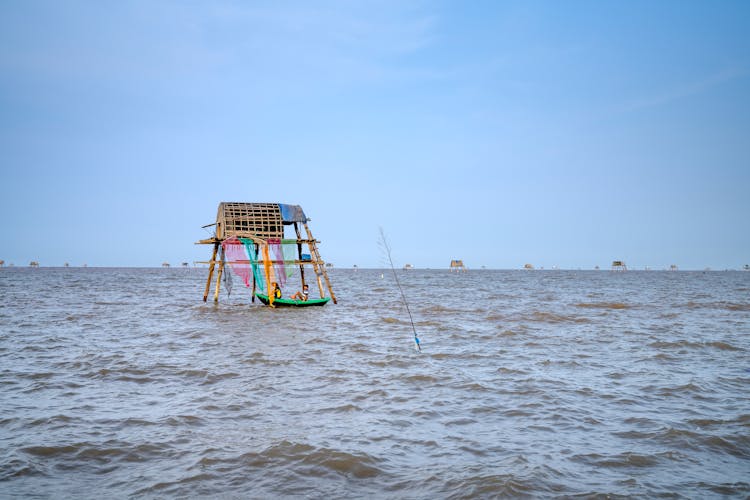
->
(0, 1, 440, 96)
(619, 66, 747, 113)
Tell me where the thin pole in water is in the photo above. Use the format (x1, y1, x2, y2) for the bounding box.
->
(379, 227, 421, 352)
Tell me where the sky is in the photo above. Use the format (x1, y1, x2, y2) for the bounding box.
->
(1, 1, 749, 270)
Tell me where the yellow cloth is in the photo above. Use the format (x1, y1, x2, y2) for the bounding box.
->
(263, 245, 274, 305)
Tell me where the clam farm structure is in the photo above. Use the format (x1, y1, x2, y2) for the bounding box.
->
(197, 202, 336, 307)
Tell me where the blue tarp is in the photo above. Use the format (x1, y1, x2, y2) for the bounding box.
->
(279, 204, 307, 223)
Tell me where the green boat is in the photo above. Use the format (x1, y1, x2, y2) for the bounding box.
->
(255, 293, 330, 307)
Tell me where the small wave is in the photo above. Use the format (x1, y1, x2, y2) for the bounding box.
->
(692, 481, 750, 496)
(21, 444, 81, 458)
(319, 404, 361, 413)
(174, 369, 239, 384)
(28, 414, 76, 427)
(353, 389, 388, 401)
(649, 340, 703, 350)
(0, 459, 45, 480)
(405, 374, 440, 384)
(422, 305, 471, 314)
(140, 473, 219, 495)
(721, 302, 750, 311)
(574, 302, 631, 309)
(163, 415, 205, 427)
(444, 417, 477, 426)
(501, 409, 534, 417)
(688, 418, 725, 428)
(196, 440, 383, 479)
(20, 441, 168, 466)
(573, 451, 659, 468)
(707, 341, 741, 351)
(527, 311, 591, 324)
(381, 317, 403, 324)
(497, 367, 528, 375)
(685, 301, 750, 311)
(649, 340, 741, 352)
(442, 473, 533, 497)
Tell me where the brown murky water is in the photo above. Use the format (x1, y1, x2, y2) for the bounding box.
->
(1, 268, 749, 497)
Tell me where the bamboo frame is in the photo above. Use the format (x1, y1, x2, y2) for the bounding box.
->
(197, 203, 336, 306)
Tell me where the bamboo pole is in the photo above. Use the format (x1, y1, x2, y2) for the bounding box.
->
(263, 244, 273, 307)
(251, 243, 257, 302)
(303, 225, 324, 298)
(213, 246, 225, 302)
(203, 243, 219, 302)
(303, 222, 336, 304)
(294, 222, 307, 290)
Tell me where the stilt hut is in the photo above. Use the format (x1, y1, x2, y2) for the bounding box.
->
(450, 260, 467, 272)
(611, 260, 627, 272)
(196, 202, 336, 307)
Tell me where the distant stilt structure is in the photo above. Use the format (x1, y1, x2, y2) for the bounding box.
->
(196, 202, 336, 306)
(403, 263, 413, 270)
(611, 260, 627, 272)
(450, 260, 467, 272)
(162, 262, 170, 268)
(523, 263, 534, 270)
(29, 261, 39, 268)
(669, 264, 678, 271)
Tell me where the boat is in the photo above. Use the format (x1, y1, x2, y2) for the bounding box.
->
(255, 293, 330, 307)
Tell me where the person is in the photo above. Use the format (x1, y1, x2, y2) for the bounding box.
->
(271, 282, 282, 300)
(291, 284, 309, 302)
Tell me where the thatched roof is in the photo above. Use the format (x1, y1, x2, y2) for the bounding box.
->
(214, 202, 308, 240)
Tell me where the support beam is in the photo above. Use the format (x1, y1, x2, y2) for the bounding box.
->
(303, 222, 337, 304)
(203, 243, 219, 302)
(213, 247, 225, 302)
(294, 222, 307, 290)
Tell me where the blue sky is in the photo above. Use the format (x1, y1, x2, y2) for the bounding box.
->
(1, 1, 748, 269)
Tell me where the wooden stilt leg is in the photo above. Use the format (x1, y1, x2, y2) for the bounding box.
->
(294, 222, 307, 289)
(251, 243, 258, 302)
(316, 241, 337, 304)
(303, 223, 337, 304)
(303, 229, 324, 298)
(213, 248, 224, 302)
(203, 243, 218, 302)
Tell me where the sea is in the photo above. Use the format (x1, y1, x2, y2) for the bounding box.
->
(1, 267, 748, 498)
